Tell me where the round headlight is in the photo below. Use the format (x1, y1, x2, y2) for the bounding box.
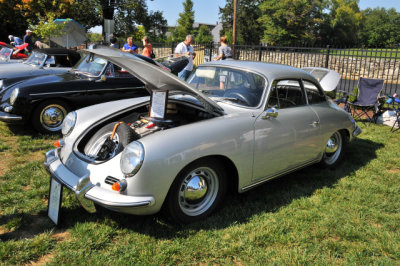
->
(61, 111, 77, 136)
(10, 88, 19, 105)
(120, 141, 144, 177)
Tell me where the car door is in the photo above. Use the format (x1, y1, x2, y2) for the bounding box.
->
(84, 63, 147, 105)
(252, 79, 322, 181)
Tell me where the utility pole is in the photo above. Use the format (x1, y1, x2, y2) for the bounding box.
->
(232, 0, 237, 58)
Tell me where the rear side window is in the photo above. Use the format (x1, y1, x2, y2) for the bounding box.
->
(303, 80, 326, 104)
(267, 80, 306, 109)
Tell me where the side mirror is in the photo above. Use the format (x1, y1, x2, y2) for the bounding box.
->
(97, 75, 107, 82)
(263, 107, 278, 119)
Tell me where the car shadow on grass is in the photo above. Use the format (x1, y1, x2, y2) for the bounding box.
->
(0, 137, 384, 241)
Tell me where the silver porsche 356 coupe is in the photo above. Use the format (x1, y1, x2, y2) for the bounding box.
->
(45, 48, 361, 224)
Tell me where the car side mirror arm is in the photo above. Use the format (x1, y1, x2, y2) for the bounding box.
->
(96, 75, 107, 82)
(262, 107, 278, 119)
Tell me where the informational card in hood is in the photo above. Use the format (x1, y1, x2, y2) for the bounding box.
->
(149, 90, 168, 119)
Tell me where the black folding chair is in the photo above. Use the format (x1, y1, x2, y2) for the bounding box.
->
(346, 77, 385, 123)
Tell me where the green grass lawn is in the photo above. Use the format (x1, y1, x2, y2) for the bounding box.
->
(0, 121, 399, 264)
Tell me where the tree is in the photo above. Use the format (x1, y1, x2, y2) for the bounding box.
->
(322, 0, 363, 46)
(29, 13, 69, 43)
(220, 0, 263, 45)
(173, 0, 195, 41)
(0, 0, 27, 42)
(258, 0, 326, 46)
(359, 7, 400, 48)
(194, 25, 213, 43)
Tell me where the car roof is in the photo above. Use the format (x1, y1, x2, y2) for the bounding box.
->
(201, 60, 319, 84)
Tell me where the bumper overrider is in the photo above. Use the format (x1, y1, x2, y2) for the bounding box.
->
(352, 125, 362, 138)
(44, 148, 155, 213)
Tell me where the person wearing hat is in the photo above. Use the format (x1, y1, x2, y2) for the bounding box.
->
(8, 35, 23, 46)
(23, 29, 34, 53)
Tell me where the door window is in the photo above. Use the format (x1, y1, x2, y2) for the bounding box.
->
(303, 80, 326, 104)
(267, 80, 306, 109)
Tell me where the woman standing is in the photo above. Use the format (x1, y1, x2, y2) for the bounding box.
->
(214, 36, 232, 61)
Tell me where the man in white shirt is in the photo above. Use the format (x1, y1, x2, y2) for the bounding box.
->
(174, 35, 196, 80)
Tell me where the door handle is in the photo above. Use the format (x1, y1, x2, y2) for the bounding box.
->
(310, 121, 320, 127)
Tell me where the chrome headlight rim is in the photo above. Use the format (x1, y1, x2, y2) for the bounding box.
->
(61, 111, 77, 136)
(0, 79, 3, 90)
(120, 141, 145, 177)
(10, 88, 19, 105)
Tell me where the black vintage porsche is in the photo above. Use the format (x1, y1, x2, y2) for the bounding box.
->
(0, 47, 188, 133)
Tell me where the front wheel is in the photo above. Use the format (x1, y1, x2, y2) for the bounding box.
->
(320, 131, 347, 167)
(32, 100, 70, 134)
(165, 159, 227, 224)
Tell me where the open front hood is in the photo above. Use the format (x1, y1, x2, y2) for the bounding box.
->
(85, 48, 224, 115)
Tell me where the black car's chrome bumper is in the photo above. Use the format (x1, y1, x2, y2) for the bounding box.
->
(0, 110, 23, 122)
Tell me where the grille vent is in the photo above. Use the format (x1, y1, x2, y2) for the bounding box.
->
(105, 176, 119, 185)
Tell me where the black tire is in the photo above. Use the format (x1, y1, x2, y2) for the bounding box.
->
(84, 122, 138, 160)
(319, 131, 347, 167)
(165, 158, 227, 224)
(32, 100, 70, 134)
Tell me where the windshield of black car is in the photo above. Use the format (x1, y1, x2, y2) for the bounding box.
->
(0, 48, 12, 61)
(187, 66, 266, 107)
(73, 54, 108, 77)
(25, 51, 47, 66)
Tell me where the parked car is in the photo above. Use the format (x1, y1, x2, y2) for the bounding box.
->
(0, 48, 81, 86)
(302, 67, 340, 99)
(0, 47, 188, 133)
(0, 46, 28, 63)
(44, 49, 362, 224)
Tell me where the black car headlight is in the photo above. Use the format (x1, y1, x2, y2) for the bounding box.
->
(10, 88, 19, 105)
(120, 141, 144, 177)
(61, 111, 77, 136)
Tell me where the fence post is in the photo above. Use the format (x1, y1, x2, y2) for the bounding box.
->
(325, 45, 330, 68)
(209, 41, 213, 61)
(258, 44, 262, 61)
(171, 42, 175, 55)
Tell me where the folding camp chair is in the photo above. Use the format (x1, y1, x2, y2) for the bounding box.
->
(346, 77, 385, 123)
(386, 95, 400, 133)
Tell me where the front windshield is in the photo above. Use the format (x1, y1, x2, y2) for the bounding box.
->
(73, 54, 108, 77)
(187, 66, 266, 107)
(0, 48, 12, 61)
(25, 51, 47, 66)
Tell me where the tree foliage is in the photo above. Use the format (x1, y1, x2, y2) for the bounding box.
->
(359, 7, 400, 47)
(195, 25, 213, 43)
(220, 0, 263, 45)
(258, 0, 326, 46)
(173, 0, 195, 41)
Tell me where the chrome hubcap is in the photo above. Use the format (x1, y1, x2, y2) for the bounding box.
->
(323, 132, 342, 165)
(178, 167, 219, 216)
(40, 104, 67, 131)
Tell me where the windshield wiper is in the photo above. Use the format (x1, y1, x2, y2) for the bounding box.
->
(219, 97, 241, 103)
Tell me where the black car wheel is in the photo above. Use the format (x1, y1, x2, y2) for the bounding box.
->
(84, 122, 138, 160)
(165, 159, 227, 224)
(32, 100, 70, 134)
(320, 131, 347, 167)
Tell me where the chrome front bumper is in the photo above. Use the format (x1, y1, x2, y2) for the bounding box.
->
(44, 149, 155, 213)
(352, 125, 362, 137)
(0, 110, 23, 121)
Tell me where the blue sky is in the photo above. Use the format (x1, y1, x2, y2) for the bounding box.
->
(90, 0, 399, 33)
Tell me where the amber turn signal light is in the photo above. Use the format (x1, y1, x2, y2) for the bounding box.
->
(112, 179, 127, 192)
(53, 139, 65, 148)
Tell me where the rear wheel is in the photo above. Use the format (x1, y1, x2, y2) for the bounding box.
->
(84, 122, 138, 160)
(32, 100, 70, 134)
(320, 131, 346, 167)
(165, 159, 227, 224)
